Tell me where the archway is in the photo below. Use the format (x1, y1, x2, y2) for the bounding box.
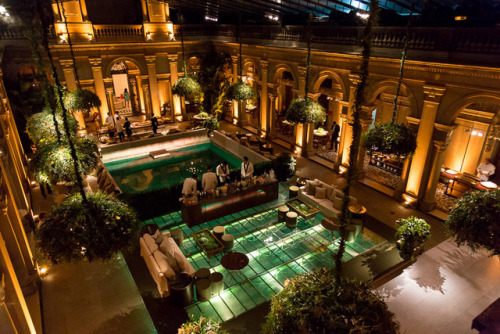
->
(242, 59, 261, 129)
(109, 59, 142, 117)
(271, 65, 297, 145)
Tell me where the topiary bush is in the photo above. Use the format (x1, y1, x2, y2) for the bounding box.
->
(226, 81, 255, 101)
(30, 138, 99, 184)
(202, 117, 219, 132)
(37, 192, 139, 263)
(445, 189, 500, 255)
(395, 216, 431, 260)
(285, 98, 326, 124)
(263, 269, 399, 334)
(271, 153, 296, 181)
(64, 89, 101, 111)
(172, 76, 201, 97)
(26, 109, 78, 146)
(364, 122, 417, 156)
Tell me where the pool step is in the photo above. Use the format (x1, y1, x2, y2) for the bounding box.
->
(150, 149, 170, 159)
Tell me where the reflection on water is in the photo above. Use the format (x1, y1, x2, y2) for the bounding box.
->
(105, 143, 241, 193)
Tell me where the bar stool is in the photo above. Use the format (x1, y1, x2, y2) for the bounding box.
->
(195, 268, 210, 281)
(286, 211, 298, 228)
(171, 229, 183, 246)
(221, 234, 234, 252)
(213, 226, 225, 241)
(196, 278, 212, 302)
(210, 272, 224, 295)
(289, 186, 299, 198)
(278, 206, 289, 223)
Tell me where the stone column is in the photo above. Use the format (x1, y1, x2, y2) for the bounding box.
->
(355, 116, 373, 179)
(79, 0, 89, 20)
(145, 55, 161, 117)
(394, 116, 420, 201)
(419, 140, 448, 211)
(294, 67, 307, 154)
(142, 83, 152, 117)
(168, 54, 183, 121)
(405, 85, 446, 199)
(268, 93, 277, 139)
(0, 233, 37, 334)
(231, 55, 239, 123)
(334, 113, 349, 171)
(60, 59, 86, 130)
(89, 58, 109, 124)
(0, 129, 28, 211)
(105, 88, 115, 125)
(259, 60, 269, 137)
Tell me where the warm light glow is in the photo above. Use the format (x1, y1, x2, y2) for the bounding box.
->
(356, 12, 369, 19)
(478, 132, 483, 137)
(88, 33, 93, 41)
(146, 32, 152, 40)
(471, 130, 478, 136)
(175, 115, 183, 122)
(33, 215, 39, 220)
(40, 266, 48, 276)
(402, 193, 417, 203)
(233, 119, 238, 125)
(480, 181, 498, 189)
(445, 169, 458, 175)
(339, 166, 347, 175)
(455, 16, 467, 21)
(31, 181, 36, 186)
(59, 33, 68, 42)
(205, 15, 218, 22)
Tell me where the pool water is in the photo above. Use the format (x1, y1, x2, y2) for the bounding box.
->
(105, 143, 241, 193)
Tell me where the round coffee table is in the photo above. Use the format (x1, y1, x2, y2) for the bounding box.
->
(220, 252, 249, 286)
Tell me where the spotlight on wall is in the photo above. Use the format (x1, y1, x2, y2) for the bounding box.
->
(88, 33, 93, 41)
(146, 32, 152, 40)
(471, 130, 478, 136)
(478, 132, 483, 137)
(455, 16, 467, 21)
(59, 33, 68, 42)
(39, 266, 48, 277)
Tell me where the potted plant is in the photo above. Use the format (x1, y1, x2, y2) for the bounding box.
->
(172, 76, 201, 97)
(178, 314, 228, 334)
(395, 216, 431, 260)
(364, 122, 417, 156)
(263, 269, 399, 334)
(202, 117, 220, 133)
(37, 192, 138, 263)
(226, 80, 255, 101)
(445, 189, 500, 255)
(285, 98, 325, 124)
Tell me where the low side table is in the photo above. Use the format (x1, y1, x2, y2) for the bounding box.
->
(220, 252, 249, 286)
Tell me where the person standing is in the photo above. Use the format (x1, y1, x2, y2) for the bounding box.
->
(241, 156, 254, 180)
(105, 112, 114, 126)
(182, 174, 198, 196)
(124, 117, 132, 137)
(216, 161, 230, 184)
(202, 166, 218, 193)
(115, 116, 124, 142)
(151, 113, 159, 134)
(330, 121, 340, 151)
(124, 88, 130, 108)
(477, 158, 496, 181)
(114, 111, 120, 122)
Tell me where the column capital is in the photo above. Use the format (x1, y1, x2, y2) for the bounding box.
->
(145, 55, 156, 64)
(433, 140, 447, 152)
(105, 87, 114, 95)
(231, 55, 239, 63)
(89, 58, 102, 67)
(423, 85, 446, 102)
(60, 59, 74, 68)
(348, 73, 362, 86)
(167, 54, 178, 62)
(260, 60, 269, 71)
(269, 93, 277, 100)
(297, 66, 307, 78)
(406, 116, 421, 125)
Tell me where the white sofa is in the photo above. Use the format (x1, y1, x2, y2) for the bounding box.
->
(140, 230, 195, 297)
(298, 179, 359, 218)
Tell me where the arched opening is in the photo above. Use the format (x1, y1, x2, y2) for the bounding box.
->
(435, 99, 500, 211)
(110, 59, 142, 117)
(242, 60, 260, 129)
(272, 68, 296, 145)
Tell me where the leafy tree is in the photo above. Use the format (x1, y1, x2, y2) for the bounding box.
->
(26, 109, 78, 146)
(445, 189, 500, 255)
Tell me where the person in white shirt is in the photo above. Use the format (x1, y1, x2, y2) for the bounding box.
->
(182, 174, 198, 196)
(216, 161, 230, 184)
(115, 116, 124, 142)
(477, 158, 496, 181)
(202, 166, 218, 192)
(241, 156, 254, 180)
(105, 112, 114, 126)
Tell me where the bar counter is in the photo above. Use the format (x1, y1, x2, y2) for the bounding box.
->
(181, 181, 279, 227)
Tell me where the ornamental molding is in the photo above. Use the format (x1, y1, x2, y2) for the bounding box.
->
(88, 58, 102, 66)
(145, 55, 156, 64)
(433, 140, 447, 152)
(59, 59, 74, 67)
(406, 116, 421, 125)
(423, 85, 446, 101)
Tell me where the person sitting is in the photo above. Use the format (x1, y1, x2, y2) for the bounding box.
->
(202, 166, 218, 192)
(477, 158, 496, 181)
(182, 174, 198, 196)
(241, 156, 254, 180)
(216, 161, 230, 184)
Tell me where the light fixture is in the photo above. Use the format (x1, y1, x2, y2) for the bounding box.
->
(478, 132, 483, 137)
(88, 33, 93, 41)
(205, 15, 218, 22)
(59, 33, 68, 42)
(356, 12, 369, 20)
(0, 6, 8, 17)
(39, 266, 48, 277)
(146, 32, 152, 40)
(233, 119, 238, 125)
(455, 16, 467, 21)
(471, 130, 478, 136)
(31, 181, 36, 186)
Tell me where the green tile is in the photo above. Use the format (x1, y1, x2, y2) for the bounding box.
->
(210, 296, 234, 321)
(186, 304, 202, 319)
(198, 302, 222, 323)
(261, 273, 284, 293)
(229, 285, 257, 310)
(240, 281, 266, 305)
(220, 290, 246, 317)
(250, 277, 274, 300)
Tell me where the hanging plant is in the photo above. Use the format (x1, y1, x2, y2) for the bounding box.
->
(30, 138, 99, 184)
(64, 89, 101, 111)
(264, 269, 399, 334)
(364, 122, 417, 156)
(445, 189, 500, 256)
(26, 109, 79, 146)
(202, 117, 219, 132)
(395, 216, 431, 260)
(37, 192, 139, 263)
(285, 98, 325, 124)
(172, 76, 201, 97)
(226, 80, 255, 101)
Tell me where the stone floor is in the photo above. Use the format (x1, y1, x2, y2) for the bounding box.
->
(377, 239, 500, 334)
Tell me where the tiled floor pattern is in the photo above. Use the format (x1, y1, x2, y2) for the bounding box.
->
(141, 184, 386, 323)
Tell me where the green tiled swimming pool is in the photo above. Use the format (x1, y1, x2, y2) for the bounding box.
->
(140, 183, 386, 323)
(105, 142, 241, 193)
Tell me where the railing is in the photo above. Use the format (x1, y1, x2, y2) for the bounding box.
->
(93, 24, 144, 39)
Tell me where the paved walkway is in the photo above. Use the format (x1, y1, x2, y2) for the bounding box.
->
(377, 239, 500, 334)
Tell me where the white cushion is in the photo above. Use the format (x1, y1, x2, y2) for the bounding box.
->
(315, 187, 327, 199)
(143, 234, 159, 253)
(323, 185, 334, 199)
(153, 230, 165, 245)
(333, 196, 343, 211)
(159, 238, 180, 272)
(153, 251, 176, 278)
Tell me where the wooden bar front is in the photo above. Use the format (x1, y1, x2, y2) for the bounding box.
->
(181, 181, 279, 227)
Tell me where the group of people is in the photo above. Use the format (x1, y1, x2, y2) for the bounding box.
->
(105, 111, 160, 142)
(182, 157, 254, 197)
